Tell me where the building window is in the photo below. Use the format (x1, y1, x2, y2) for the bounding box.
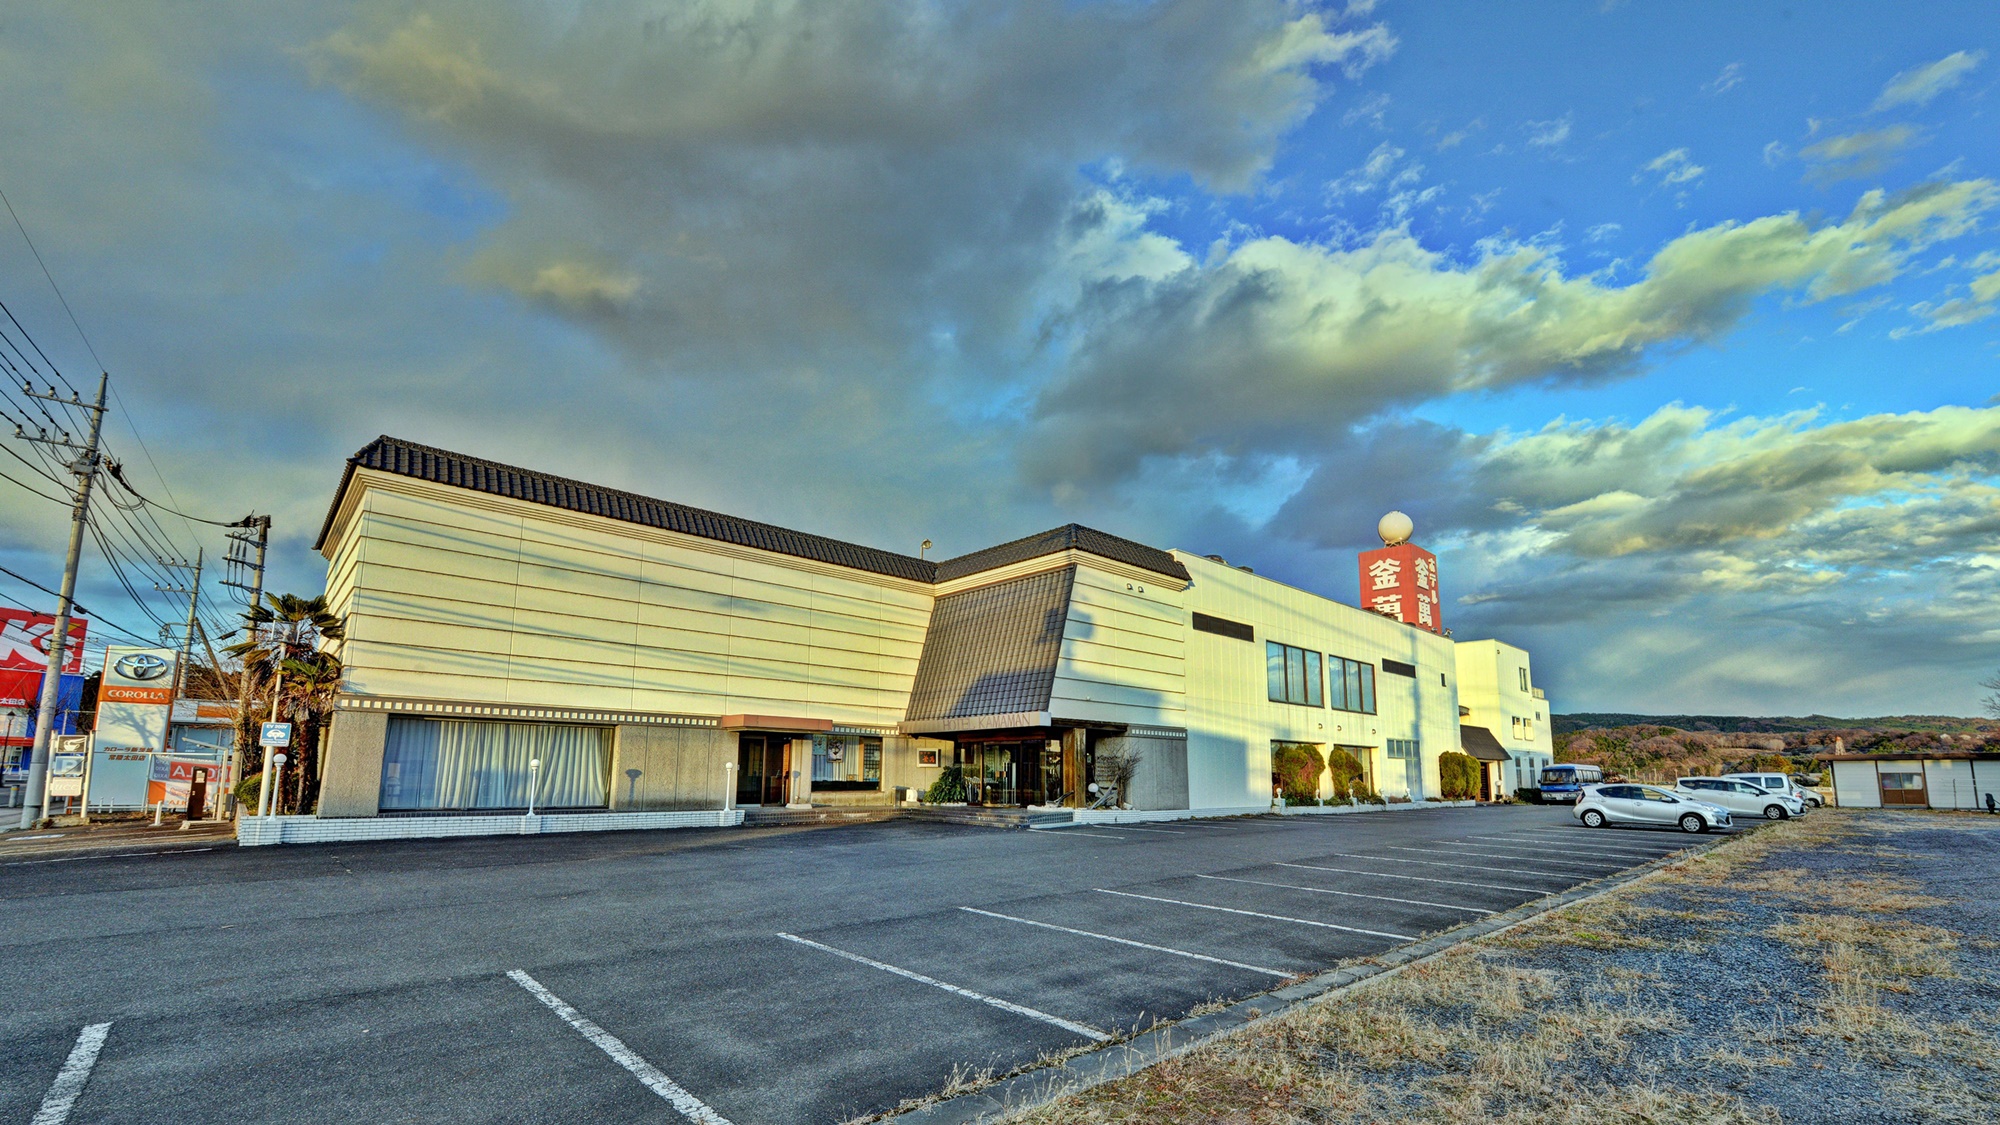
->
(1385, 739, 1421, 797)
(1518, 667, 1530, 692)
(1327, 655, 1377, 714)
(1266, 642, 1324, 706)
(1511, 716, 1522, 738)
(380, 717, 611, 811)
(813, 734, 883, 790)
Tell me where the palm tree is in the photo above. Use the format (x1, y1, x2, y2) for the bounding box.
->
(226, 593, 345, 811)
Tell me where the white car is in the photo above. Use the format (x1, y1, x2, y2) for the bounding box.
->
(1678, 777, 1804, 821)
(1574, 784, 1732, 833)
(1724, 771, 1820, 808)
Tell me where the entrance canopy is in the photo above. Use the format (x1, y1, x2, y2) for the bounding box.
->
(1459, 725, 1510, 763)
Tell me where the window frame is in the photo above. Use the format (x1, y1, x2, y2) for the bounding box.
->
(1265, 641, 1324, 707)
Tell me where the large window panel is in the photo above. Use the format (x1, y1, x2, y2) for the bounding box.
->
(1267, 641, 1323, 707)
(380, 717, 611, 811)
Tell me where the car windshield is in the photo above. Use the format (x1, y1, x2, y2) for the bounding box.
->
(1540, 769, 1573, 785)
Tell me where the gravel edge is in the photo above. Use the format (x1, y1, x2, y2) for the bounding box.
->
(886, 827, 1746, 1124)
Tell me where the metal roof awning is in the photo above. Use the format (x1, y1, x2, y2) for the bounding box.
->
(1459, 724, 1510, 762)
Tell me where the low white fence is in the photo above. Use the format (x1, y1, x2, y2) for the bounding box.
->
(1066, 799, 1475, 826)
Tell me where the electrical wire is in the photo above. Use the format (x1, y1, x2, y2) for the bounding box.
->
(0, 186, 98, 384)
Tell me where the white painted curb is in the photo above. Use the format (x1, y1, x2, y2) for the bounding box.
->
(236, 809, 745, 846)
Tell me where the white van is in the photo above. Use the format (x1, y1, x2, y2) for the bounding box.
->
(1724, 772, 1819, 808)
(1677, 777, 1804, 820)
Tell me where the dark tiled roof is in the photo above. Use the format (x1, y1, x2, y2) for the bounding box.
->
(314, 436, 935, 581)
(317, 436, 1192, 585)
(1459, 725, 1511, 762)
(905, 567, 1074, 722)
(934, 524, 1189, 583)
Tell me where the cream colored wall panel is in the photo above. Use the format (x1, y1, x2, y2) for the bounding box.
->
(355, 616, 518, 658)
(502, 675, 633, 711)
(356, 576, 527, 627)
(342, 665, 512, 703)
(361, 518, 531, 571)
(637, 585, 739, 623)
(629, 687, 729, 716)
(633, 621, 735, 658)
(505, 628, 646, 669)
(362, 535, 527, 583)
(365, 489, 528, 540)
(511, 558, 643, 606)
(639, 556, 736, 599)
(1057, 641, 1187, 681)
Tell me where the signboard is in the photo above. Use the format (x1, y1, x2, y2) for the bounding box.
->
(47, 748, 86, 797)
(0, 608, 88, 707)
(146, 753, 224, 807)
(0, 607, 88, 673)
(172, 699, 240, 724)
(1358, 542, 1444, 635)
(95, 647, 178, 754)
(259, 722, 293, 748)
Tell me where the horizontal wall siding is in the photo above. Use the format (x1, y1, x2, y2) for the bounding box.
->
(1049, 564, 1186, 726)
(335, 484, 932, 725)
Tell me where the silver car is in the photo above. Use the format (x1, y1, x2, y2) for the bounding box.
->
(1574, 783, 1732, 833)
(1678, 777, 1804, 821)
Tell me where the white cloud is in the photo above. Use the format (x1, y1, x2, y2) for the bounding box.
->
(1762, 140, 1789, 167)
(1800, 126, 1922, 181)
(1874, 49, 1986, 111)
(1638, 147, 1705, 187)
(1525, 113, 1572, 149)
(1702, 62, 1744, 95)
(1028, 179, 1999, 487)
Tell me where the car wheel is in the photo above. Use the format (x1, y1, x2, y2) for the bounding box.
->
(1764, 804, 1788, 821)
(1679, 813, 1706, 834)
(1581, 809, 1606, 828)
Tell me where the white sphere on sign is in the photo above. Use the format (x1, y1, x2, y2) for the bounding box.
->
(1377, 510, 1414, 546)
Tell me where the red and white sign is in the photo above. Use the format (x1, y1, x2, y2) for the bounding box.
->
(0, 608, 87, 707)
(1358, 543, 1444, 635)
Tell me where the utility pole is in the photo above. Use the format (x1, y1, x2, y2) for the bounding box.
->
(221, 515, 270, 816)
(16, 372, 108, 830)
(154, 550, 202, 760)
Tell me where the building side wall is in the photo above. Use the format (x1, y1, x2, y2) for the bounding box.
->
(1831, 760, 1881, 808)
(1175, 553, 1460, 808)
(1454, 639, 1552, 795)
(317, 709, 389, 818)
(1096, 730, 1190, 810)
(332, 482, 933, 727)
(1049, 564, 1187, 729)
(608, 724, 734, 810)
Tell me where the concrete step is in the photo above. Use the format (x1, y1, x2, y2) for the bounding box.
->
(740, 808, 902, 829)
(902, 806, 1074, 830)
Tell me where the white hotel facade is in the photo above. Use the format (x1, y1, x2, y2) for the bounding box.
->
(309, 438, 1554, 821)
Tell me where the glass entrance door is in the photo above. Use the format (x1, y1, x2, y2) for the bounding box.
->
(737, 734, 790, 806)
(956, 739, 1052, 806)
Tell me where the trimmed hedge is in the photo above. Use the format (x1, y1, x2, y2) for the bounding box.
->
(922, 764, 968, 803)
(1271, 743, 1326, 805)
(1438, 751, 1481, 800)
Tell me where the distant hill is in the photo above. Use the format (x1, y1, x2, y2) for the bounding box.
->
(1552, 713, 1997, 736)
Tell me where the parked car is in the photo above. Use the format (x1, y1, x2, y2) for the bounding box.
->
(1678, 777, 1804, 820)
(1724, 771, 1820, 808)
(1575, 783, 1732, 833)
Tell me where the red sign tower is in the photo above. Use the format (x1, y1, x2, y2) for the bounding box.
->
(1358, 512, 1442, 634)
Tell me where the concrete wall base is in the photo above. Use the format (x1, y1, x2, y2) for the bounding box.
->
(236, 809, 744, 847)
(1065, 800, 1475, 826)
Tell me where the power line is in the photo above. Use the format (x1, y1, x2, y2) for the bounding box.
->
(104, 461, 236, 526)
(0, 185, 99, 380)
(0, 465, 68, 504)
(0, 563, 156, 648)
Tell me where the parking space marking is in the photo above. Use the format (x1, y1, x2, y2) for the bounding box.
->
(1384, 845, 1624, 870)
(1089, 825, 1191, 835)
(1312, 850, 1576, 878)
(30, 1022, 111, 1125)
(1461, 834, 1674, 855)
(5, 847, 216, 867)
(1033, 829, 1129, 840)
(1275, 862, 1552, 895)
(508, 970, 734, 1124)
(778, 933, 1111, 1042)
(1193, 873, 1495, 914)
(959, 907, 1292, 978)
(1095, 889, 1413, 940)
(1443, 839, 1661, 861)
(1164, 822, 1241, 830)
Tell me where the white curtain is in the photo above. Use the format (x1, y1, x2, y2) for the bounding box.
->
(380, 718, 610, 810)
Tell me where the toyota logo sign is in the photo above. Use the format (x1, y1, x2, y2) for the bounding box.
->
(115, 652, 171, 681)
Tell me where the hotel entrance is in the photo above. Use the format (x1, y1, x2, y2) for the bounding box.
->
(955, 738, 1065, 807)
(736, 733, 791, 806)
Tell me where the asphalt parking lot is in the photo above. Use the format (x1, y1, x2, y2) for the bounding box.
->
(3, 806, 1716, 1124)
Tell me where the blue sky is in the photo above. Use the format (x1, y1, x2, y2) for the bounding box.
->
(0, 1, 1995, 716)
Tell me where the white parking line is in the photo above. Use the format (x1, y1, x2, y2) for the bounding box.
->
(1032, 829, 1129, 840)
(1383, 845, 1624, 870)
(1275, 861, 1551, 894)
(1165, 822, 1241, 830)
(1194, 873, 1495, 914)
(1462, 835, 1676, 855)
(1095, 889, 1413, 940)
(959, 907, 1292, 978)
(1445, 838, 1654, 858)
(5, 847, 216, 866)
(508, 970, 733, 1124)
(778, 933, 1110, 1042)
(1091, 825, 1191, 835)
(1311, 850, 1577, 879)
(31, 1022, 111, 1125)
